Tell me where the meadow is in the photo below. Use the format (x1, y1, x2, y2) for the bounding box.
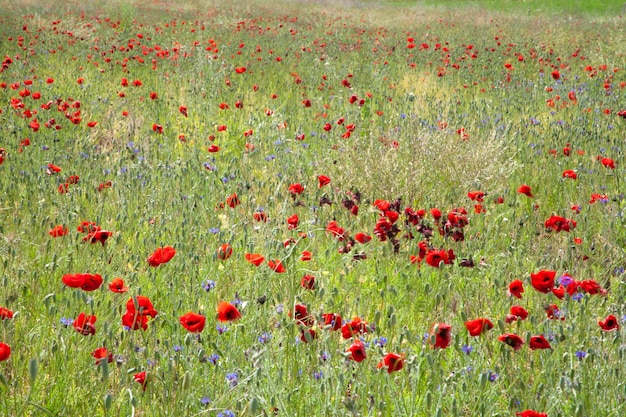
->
(1, 0, 625, 415)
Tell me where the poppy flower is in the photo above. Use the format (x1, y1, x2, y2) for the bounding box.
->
(48, 225, 68, 237)
(377, 353, 404, 374)
(0, 343, 10, 361)
(465, 318, 493, 337)
(516, 411, 547, 417)
(245, 253, 265, 266)
(300, 251, 312, 261)
(300, 274, 315, 290)
(530, 270, 556, 293)
(467, 191, 485, 202)
(551, 70, 560, 80)
(544, 215, 576, 232)
(83, 230, 113, 245)
(529, 335, 551, 350)
(562, 170, 577, 180)
(225, 193, 240, 208)
(0, 307, 13, 320)
(294, 304, 314, 326)
(147, 246, 176, 267)
(179, 105, 188, 117)
(267, 259, 286, 273)
(217, 302, 241, 322)
(288, 183, 304, 195)
(545, 304, 564, 320)
(431, 323, 452, 348)
(510, 305, 529, 320)
(300, 328, 317, 343)
(134, 371, 148, 390)
(341, 317, 369, 339)
(179, 312, 206, 333)
(122, 311, 149, 331)
(498, 333, 524, 350)
(217, 243, 233, 260)
(347, 339, 367, 362)
(326, 221, 345, 240)
(425, 249, 451, 268)
(286, 214, 299, 229)
(126, 296, 158, 319)
(322, 313, 342, 331)
(108, 277, 128, 293)
(73, 312, 97, 336)
(92, 347, 113, 365)
(600, 157, 615, 169)
(354, 233, 371, 244)
(318, 175, 331, 188)
(517, 184, 533, 197)
(508, 280, 524, 298)
(579, 279, 605, 295)
(62, 273, 103, 291)
(598, 314, 620, 331)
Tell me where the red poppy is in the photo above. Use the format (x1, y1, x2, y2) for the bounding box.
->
(341, 317, 369, 339)
(598, 314, 620, 331)
(300, 328, 317, 343)
(122, 311, 149, 331)
(287, 214, 299, 229)
(517, 184, 533, 197)
(92, 347, 113, 365)
(134, 371, 147, 390)
(225, 193, 240, 208)
(465, 318, 493, 337)
(425, 249, 452, 268)
(217, 243, 233, 260)
(98, 180, 113, 191)
(467, 191, 485, 202)
(318, 175, 331, 188)
(47, 163, 62, 174)
(0, 307, 14, 320)
(530, 270, 556, 293)
(589, 193, 608, 204)
(579, 279, 605, 295)
(108, 277, 128, 293)
(288, 183, 304, 195)
(179, 105, 188, 117)
(126, 296, 158, 318)
(62, 273, 103, 291)
(245, 253, 265, 266)
(354, 232, 371, 243)
(208, 145, 220, 153)
(377, 353, 404, 374)
(147, 246, 176, 267)
(510, 305, 529, 320)
(300, 251, 312, 261)
(48, 225, 68, 237)
(431, 323, 452, 348)
(347, 339, 367, 362)
(551, 70, 560, 80)
(516, 411, 547, 417)
(179, 312, 206, 333)
(529, 335, 551, 350)
(300, 274, 316, 290)
(0, 343, 10, 361)
(498, 333, 524, 350)
(562, 170, 577, 179)
(217, 302, 241, 322)
(73, 312, 97, 336)
(83, 230, 113, 245)
(508, 279, 524, 298)
(294, 303, 314, 326)
(600, 157, 615, 169)
(326, 221, 345, 240)
(544, 215, 576, 232)
(322, 313, 342, 331)
(267, 259, 286, 273)
(545, 304, 564, 320)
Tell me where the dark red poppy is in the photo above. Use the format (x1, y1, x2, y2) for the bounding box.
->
(179, 105, 188, 117)
(83, 230, 113, 245)
(431, 323, 452, 348)
(508, 279, 524, 298)
(530, 270, 556, 293)
(465, 318, 493, 337)
(217, 302, 241, 322)
(300, 274, 316, 290)
(108, 277, 128, 293)
(300, 328, 317, 343)
(73, 312, 97, 336)
(0, 343, 10, 361)
(377, 353, 404, 373)
(498, 333, 524, 350)
(179, 312, 206, 333)
(245, 253, 265, 266)
(347, 339, 367, 362)
(529, 335, 551, 350)
(294, 303, 314, 326)
(147, 246, 176, 267)
(598, 314, 620, 331)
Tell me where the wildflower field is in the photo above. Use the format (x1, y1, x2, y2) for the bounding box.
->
(1, 0, 625, 415)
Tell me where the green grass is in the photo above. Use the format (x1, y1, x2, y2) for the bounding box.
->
(0, 0, 625, 416)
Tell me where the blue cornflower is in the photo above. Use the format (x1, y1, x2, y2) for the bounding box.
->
(217, 410, 235, 417)
(173, 345, 183, 352)
(575, 350, 587, 359)
(208, 353, 220, 365)
(200, 396, 211, 405)
(461, 344, 473, 355)
(225, 372, 238, 388)
(216, 325, 228, 334)
(258, 332, 272, 344)
(202, 280, 216, 291)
